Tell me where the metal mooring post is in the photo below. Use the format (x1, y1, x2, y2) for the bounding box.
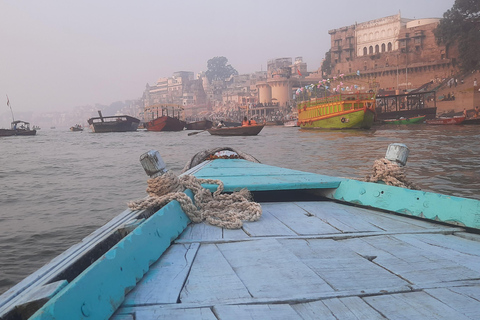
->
(139, 150, 167, 178)
(385, 143, 409, 166)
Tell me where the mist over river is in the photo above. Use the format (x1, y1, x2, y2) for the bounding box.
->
(1, 124, 479, 294)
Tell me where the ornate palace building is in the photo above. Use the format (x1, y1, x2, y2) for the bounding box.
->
(327, 13, 459, 94)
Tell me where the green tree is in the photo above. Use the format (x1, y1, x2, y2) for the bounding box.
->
(205, 57, 238, 82)
(434, 0, 480, 71)
(321, 50, 332, 77)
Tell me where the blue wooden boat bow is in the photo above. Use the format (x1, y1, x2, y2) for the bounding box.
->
(1, 147, 479, 320)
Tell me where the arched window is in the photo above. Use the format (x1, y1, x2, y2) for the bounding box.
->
(381, 30, 385, 38)
(388, 42, 392, 51)
(369, 33, 373, 40)
(375, 31, 379, 39)
(363, 47, 367, 56)
(369, 46, 373, 54)
(375, 45, 379, 53)
(381, 43, 386, 52)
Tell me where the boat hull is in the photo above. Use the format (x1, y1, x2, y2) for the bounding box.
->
(145, 116, 186, 131)
(0, 128, 36, 136)
(425, 116, 465, 125)
(0, 129, 15, 136)
(185, 120, 213, 130)
(300, 108, 375, 129)
(208, 125, 264, 136)
(382, 115, 426, 125)
(88, 115, 140, 133)
(463, 118, 480, 125)
(283, 119, 299, 127)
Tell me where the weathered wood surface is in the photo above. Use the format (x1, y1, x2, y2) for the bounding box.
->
(192, 159, 343, 192)
(114, 200, 480, 319)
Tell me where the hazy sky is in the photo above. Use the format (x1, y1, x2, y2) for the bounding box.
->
(1, 0, 454, 113)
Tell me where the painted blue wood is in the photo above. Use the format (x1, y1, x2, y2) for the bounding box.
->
(29, 191, 193, 320)
(193, 159, 343, 192)
(329, 179, 480, 230)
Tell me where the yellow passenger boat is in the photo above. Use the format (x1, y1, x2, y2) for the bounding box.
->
(297, 93, 376, 129)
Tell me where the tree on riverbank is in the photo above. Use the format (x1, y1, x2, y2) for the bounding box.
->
(434, 0, 480, 71)
(205, 57, 238, 83)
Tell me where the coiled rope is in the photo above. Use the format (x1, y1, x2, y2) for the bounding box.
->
(128, 171, 262, 229)
(363, 158, 419, 190)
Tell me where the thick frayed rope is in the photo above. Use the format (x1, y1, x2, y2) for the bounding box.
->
(128, 171, 262, 229)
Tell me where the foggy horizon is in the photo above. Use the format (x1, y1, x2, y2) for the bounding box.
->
(1, 0, 454, 115)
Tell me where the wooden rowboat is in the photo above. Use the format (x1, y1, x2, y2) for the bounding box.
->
(207, 124, 264, 136)
(1, 146, 479, 320)
(382, 115, 426, 125)
(425, 116, 465, 125)
(185, 120, 213, 130)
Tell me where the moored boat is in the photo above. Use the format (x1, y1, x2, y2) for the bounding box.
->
(1, 146, 479, 320)
(425, 116, 465, 125)
(382, 115, 426, 125)
(185, 119, 213, 130)
(297, 93, 376, 129)
(463, 117, 480, 125)
(69, 124, 83, 132)
(283, 119, 299, 127)
(207, 124, 264, 136)
(87, 111, 140, 133)
(1, 120, 37, 136)
(144, 104, 186, 131)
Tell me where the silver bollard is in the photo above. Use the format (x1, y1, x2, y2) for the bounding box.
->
(139, 150, 167, 177)
(385, 143, 409, 166)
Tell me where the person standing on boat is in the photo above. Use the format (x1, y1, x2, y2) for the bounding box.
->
(474, 106, 479, 118)
(463, 108, 468, 118)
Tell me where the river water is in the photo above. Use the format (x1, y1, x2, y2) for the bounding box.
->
(1, 124, 479, 295)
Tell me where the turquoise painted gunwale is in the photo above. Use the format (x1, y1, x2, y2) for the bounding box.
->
(30, 191, 193, 320)
(327, 179, 480, 230)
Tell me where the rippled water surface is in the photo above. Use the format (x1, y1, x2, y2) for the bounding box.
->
(1, 125, 479, 294)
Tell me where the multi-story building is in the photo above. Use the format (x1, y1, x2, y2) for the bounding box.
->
(143, 71, 207, 119)
(326, 13, 458, 93)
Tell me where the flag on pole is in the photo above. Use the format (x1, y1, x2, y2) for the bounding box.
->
(297, 69, 302, 77)
(6, 95, 10, 107)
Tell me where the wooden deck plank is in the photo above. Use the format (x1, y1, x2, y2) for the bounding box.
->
(179, 244, 251, 304)
(291, 300, 337, 319)
(279, 238, 410, 292)
(296, 201, 384, 233)
(122, 243, 199, 306)
(261, 202, 341, 235)
(324, 296, 385, 319)
(364, 291, 472, 319)
(213, 304, 301, 320)
(117, 307, 217, 320)
(216, 239, 334, 299)
(222, 227, 250, 240)
(177, 223, 223, 242)
(394, 233, 480, 272)
(425, 287, 480, 320)
(242, 211, 297, 237)
(342, 235, 480, 286)
(338, 205, 440, 231)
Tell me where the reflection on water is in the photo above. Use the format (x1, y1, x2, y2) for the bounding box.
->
(0, 124, 479, 294)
